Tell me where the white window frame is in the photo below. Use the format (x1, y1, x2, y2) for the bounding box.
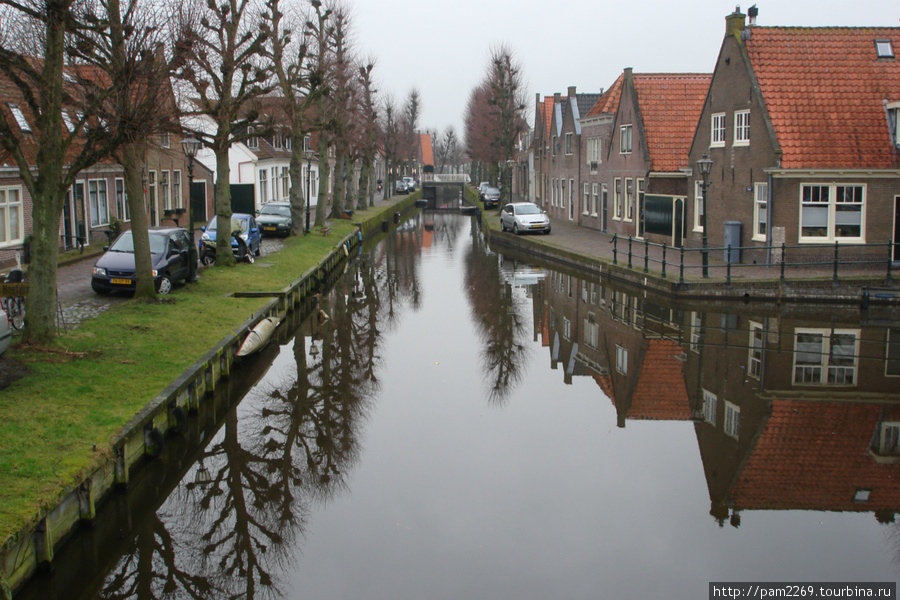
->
(562, 316, 571, 340)
(793, 328, 860, 386)
(159, 133, 170, 148)
(259, 168, 269, 204)
(160, 170, 170, 211)
(615, 345, 628, 375)
(0, 187, 25, 246)
(613, 178, 622, 220)
(583, 312, 599, 349)
(753, 182, 768, 241)
(625, 178, 634, 222)
(281, 167, 290, 199)
(876, 39, 895, 59)
(724, 402, 740, 439)
(565, 132, 574, 155)
(693, 180, 704, 232)
(8, 104, 30, 132)
(591, 183, 598, 217)
(114, 177, 130, 222)
(748, 320, 763, 379)
(620, 124, 633, 154)
(689, 311, 702, 353)
(88, 178, 109, 227)
(711, 112, 726, 147)
(560, 179, 566, 209)
(702, 389, 717, 425)
(734, 110, 750, 146)
(879, 422, 900, 455)
(172, 170, 182, 209)
(799, 183, 865, 243)
(582, 183, 590, 215)
(147, 171, 157, 217)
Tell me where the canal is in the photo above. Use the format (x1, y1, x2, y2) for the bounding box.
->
(18, 211, 900, 598)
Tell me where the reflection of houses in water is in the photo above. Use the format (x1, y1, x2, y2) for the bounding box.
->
(532, 271, 900, 526)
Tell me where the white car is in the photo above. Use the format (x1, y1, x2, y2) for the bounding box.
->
(0, 306, 11, 356)
(500, 202, 551, 235)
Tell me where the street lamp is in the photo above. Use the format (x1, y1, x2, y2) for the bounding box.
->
(696, 153, 713, 278)
(304, 150, 316, 234)
(181, 136, 201, 282)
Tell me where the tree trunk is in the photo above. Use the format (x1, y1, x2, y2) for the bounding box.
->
(120, 143, 156, 298)
(214, 147, 236, 266)
(288, 140, 306, 236)
(330, 152, 344, 220)
(314, 136, 329, 227)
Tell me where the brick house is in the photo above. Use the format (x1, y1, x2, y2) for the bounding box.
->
(579, 76, 623, 232)
(601, 68, 711, 243)
(687, 9, 900, 264)
(532, 94, 555, 208)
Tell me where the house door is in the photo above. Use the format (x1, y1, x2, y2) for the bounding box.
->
(674, 199, 684, 247)
(638, 193, 645, 238)
(601, 184, 608, 232)
(894, 196, 900, 262)
(191, 180, 207, 224)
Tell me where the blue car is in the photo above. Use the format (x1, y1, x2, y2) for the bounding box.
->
(199, 213, 262, 265)
(91, 227, 192, 295)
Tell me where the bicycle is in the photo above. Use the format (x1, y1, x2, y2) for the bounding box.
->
(2, 269, 25, 331)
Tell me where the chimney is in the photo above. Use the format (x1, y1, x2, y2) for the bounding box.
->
(554, 92, 561, 105)
(726, 7, 747, 39)
(747, 4, 758, 26)
(567, 86, 577, 98)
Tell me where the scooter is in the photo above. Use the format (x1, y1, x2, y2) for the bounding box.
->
(199, 230, 254, 265)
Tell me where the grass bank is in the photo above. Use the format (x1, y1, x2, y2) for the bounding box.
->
(0, 201, 405, 544)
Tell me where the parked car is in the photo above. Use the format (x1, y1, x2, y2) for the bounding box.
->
(478, 182, 490, 199)
(91, 227, 192, 295)
(500, 202, 551, 235)
(482, 186, 501, 209)
(257, 201, 292, 237)
(395, 180, 409, 194)
(403, 176, 416, 192)
(200, 213, 262, 260)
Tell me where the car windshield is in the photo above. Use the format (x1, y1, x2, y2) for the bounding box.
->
(260, 204, 291, 217)
(516, 204, 541, 215)
(108, 232, 168, 254)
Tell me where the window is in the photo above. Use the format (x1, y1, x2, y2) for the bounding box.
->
(551, 135, 558, 156)
(702, 389, 717, 425)
(748, 321, 763, 378)
(273, 134, 282, 150)
(159, 133, 170, 148)
(271, 167, 278, 201)
(876, 39, 895, 59)
(115, 178, 130, 222)
(616, 345, 628, 375)
(800, 183, 865, 242)
(711, 112, 726, 147)
(0, 187, 24, 245)
(172, 170, 182, 209)
(303, 135, 311, 152)
(148, 171, 156, 215)
(887, 328, 900, 377)
(879, 423, 900, 455)
(62, 110, 75, 132)
(614, 178, 622, 220)
(247, 133, 259, 149)
(734, 110, 750, 146)
(565, 132, 574, 155)
(587, 136, 601, 170)
(625, 178, 634, 221)
(753, 182, 768, 241)
(591, 183, 598, 217)
(8, 104, 30, 133)
(694, 180, 704, 232)
(583, 313, 599, 349)
(637, 179, 645, 226)
(724, 402, 740, 438)
(284, 136, 292, 151)
(583, 183, 590, 215)
(160, 171, 170, 210)
(88, 179, 109, 227)
(281, 167, 289, 199)
(561, 179, 566, 208)
(568, 179, 574, 214)
(689, 311, 702, 352)
(793, 328, 859, 385)
(259, 168, 268, 203)
(562, 317, 571, 340)
(620, 124, 632, 154)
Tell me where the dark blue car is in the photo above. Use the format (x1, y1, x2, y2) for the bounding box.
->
(91, 227, 192, 295)
(199, 213, 262, 264)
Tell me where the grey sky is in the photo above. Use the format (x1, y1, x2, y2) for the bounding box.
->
(352, 1, 899, 138)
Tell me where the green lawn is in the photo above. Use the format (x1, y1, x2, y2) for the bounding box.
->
(0, 205, 400, 544)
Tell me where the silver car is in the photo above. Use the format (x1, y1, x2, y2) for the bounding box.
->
(500, 202, 551, 235)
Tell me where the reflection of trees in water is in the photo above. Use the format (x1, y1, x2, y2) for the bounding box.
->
(463, 229, 530, 405)
(99, 257, 392, 600)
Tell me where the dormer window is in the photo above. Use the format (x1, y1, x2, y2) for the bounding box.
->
(8, 104, 30, 133)
(887, 101, 900, 148)
(876, 40, 894, 59)
(246, 134, 259, 149)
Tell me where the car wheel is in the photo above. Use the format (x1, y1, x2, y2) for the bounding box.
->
(156, 274, 173, 295)
(501, 220, 507, 232)
(254, 244, 261, 257)
(544, 228, 551, 235)
(513, 223, 521, 235)
(201, 252, 216, 266)
(246, 253, 254, 264)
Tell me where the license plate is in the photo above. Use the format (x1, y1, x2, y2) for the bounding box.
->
(110, 278, 132, 285)
(531, 224, 542, 228)
(264, 227, 276, 231)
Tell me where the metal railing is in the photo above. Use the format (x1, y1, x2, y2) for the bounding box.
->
(609, 234, 895, 285)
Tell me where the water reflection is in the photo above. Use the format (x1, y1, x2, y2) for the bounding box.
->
(18, 212, 900, 598)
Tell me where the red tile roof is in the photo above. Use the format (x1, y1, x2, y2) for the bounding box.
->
(584, 75, 624, 118)
(745, 27, 900, 169)
(732, 401, 900, 512)
(633, 74, 711, 172)
(419, 133, 434, 166)
(541, 96, 554, 139)
(628, 339, 691, 420)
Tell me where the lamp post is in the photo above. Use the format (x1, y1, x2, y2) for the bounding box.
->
(696, 153, 713, 278)
(181, 136, 201, 282)
(304, 150, 315, 234)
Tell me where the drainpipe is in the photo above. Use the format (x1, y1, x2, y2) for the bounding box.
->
(766, 172, 774, 266)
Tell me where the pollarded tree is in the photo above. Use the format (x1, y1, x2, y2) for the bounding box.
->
(175, 0, 272, 266)
(356, 59, 378, 209)
(0, 0, 162, 341)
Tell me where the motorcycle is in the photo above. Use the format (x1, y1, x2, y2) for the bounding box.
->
(199, 230, 254, 265)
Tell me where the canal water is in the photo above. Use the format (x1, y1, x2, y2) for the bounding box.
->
(18, 211, 900, 599)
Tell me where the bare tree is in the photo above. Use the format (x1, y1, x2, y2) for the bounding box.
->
(356, 59, 377, 209)
(400, 87, 420, 176)
(175, 0, 272, 266)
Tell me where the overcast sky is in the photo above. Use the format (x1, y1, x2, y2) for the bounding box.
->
(350, 1, 899, 138)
